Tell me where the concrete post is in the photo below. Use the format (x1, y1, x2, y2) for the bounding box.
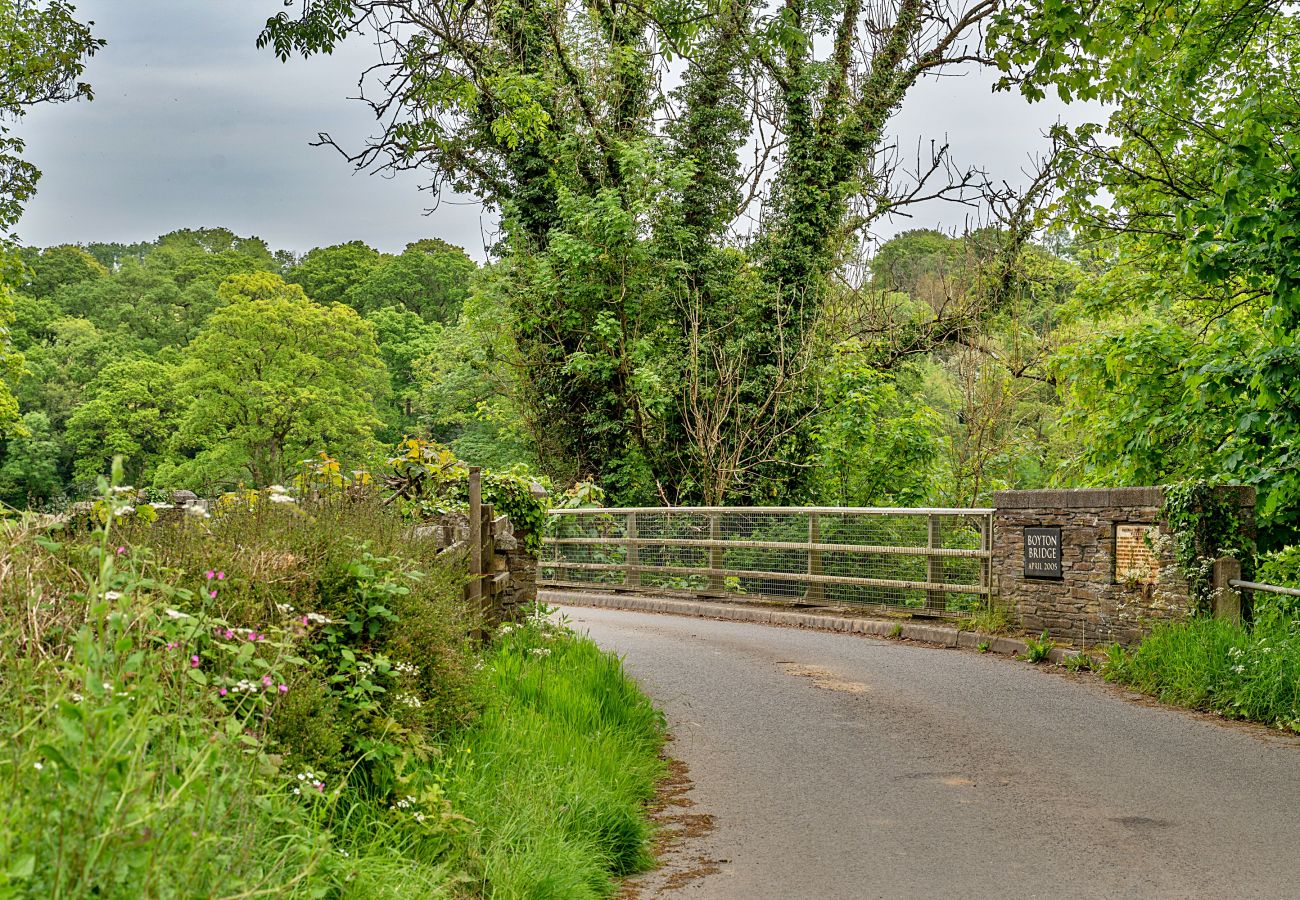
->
(1212, 556, 1242, 624)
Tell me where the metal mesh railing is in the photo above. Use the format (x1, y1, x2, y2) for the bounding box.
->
(541, 506, 993, 616)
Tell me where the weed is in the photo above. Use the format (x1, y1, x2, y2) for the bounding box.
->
(960, 602, 1013, 635)
(888, 623, 903, 639)
(1063, 652, 1094, 673)
(976, 641, 991, 653)
(1020, 630, 1055, 664)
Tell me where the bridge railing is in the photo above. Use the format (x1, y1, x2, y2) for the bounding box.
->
(541, 506, 993, 617)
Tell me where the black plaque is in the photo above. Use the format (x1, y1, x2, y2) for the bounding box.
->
(1024, 526, 1062, 579)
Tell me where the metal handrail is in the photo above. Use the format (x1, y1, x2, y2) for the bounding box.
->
(541, 505, 993, 615)
(1230, 579, 1300, 599)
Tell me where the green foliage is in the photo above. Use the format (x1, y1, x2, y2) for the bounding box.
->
(1062, 652, 1094, 673)
(1104, 612, 1300, 731)
(159, 272, 388, 490)
(1161, 481, 1255, 615)
(0, 0, 103, 236)
(1, 470, 661, 894)
(960, 602, 1013, 636)
(1020, 631, 1055, 664)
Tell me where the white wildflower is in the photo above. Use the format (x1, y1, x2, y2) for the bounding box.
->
(164, 608, 190, 619)
(33, 762, 43, 771)
(531, 647, 551, 657)
(104, 591, 122, 601)
(269, 494, 296, 504)
(267, 484, 289, 494)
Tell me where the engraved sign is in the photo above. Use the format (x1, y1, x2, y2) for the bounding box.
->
(1115, 524, 1159, 585)
(1024, 526, 1063, 579)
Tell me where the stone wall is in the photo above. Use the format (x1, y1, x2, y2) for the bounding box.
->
(416, 513, 538, 624)
(992, 486, 1255, 647)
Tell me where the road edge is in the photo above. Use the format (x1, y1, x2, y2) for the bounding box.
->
(542, 589, 1083, 664)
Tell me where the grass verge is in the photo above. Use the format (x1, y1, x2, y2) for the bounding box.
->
(1104, 609, 1300, 731)
(0, 484, 664, 897)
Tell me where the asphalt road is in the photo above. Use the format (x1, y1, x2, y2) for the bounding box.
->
(563, 605, 1300, 900)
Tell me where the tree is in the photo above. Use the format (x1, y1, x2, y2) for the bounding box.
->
(0, 0, 103, 237)
(0, 410, 60, 506)
(158, 272, 388, 489)
(65, 359, 182, 487)
(285, 240, 381, 304)
(346, 242, 476, 322)
(994, 0, 1300, 544)
(260, 0, 1016, 503)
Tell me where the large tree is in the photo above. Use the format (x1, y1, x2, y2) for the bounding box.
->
(260, 0, 1014, 503)
(158, 272, 388, 490)
(994, 0, 1300, 544)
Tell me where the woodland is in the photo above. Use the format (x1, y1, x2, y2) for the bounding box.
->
(4, 0, 1300, 552)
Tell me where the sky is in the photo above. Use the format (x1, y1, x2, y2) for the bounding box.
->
(15, 1, 1096, 261)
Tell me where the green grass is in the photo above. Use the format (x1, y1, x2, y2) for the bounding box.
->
(1104, 608, 1300, 731)
(0, 487, 665, 897)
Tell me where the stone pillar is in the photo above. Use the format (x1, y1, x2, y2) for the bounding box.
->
(991, 486, 1254, 647)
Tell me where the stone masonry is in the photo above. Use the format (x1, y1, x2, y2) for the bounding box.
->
(992, 486, 1255, 647)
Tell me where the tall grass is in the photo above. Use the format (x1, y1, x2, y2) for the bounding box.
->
(1105, 604, 1300, 730)
(0, 486, 665, 896)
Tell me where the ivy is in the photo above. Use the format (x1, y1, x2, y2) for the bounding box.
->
(1161, 480, 1255, 616)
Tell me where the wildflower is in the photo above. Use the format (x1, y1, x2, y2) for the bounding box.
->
(118, 505, 135, 515)
(262, 675, 273, 688)
(267, 484, 288, 494)
(206, 570, 215, 580)
(69, 692, 83, 702)
(209, 590, 217, 599)
(104, 591, 122, 601)
(164, 608, 190, 619)
(33, 762, 43, 771)
(190, 655, 201, 668)
(223, 629, 235, 639)
(1233, 665, 1246, 674)
(276, 603, 295, 614)
(531, 647, 551, 657)
(219, 687, 228, 697)
(278, 683, 288, 694)
(304, 612, 330, 624)
(116, 546, 126, 556)
(217, 571, 226, 580)
(293, 787, 301, 796)
(166, 641, 179, 650)
(269, 494, 296, 504)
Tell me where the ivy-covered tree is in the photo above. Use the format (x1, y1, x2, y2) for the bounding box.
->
(259, 0, 1015, 504)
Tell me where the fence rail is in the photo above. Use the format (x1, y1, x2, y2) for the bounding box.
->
(541, 506, 993, 617)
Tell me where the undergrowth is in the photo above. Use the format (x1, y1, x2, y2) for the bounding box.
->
(0, 471, 664, 896)
(1104, 601, 1300, 731)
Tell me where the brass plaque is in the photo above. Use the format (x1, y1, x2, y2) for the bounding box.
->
(1115, 524, 1159, 585)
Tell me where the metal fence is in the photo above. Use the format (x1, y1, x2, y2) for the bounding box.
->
(541, 506, 994, 617)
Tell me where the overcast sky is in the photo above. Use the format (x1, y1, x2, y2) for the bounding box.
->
(15, 1, 1093, 261)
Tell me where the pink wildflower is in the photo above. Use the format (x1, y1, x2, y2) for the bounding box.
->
(205, 570, 215, 580)
(219, 687, 227, 697)
(217, 571, 226, 580)
(278, 684, 288, 694)
(262, 675, 273, 688)
(223, 629, 234, 639)
(116, 546, 126, 556)
(190, 655, 200, 668)
(166, 641, 178, 650)
(209, 590, 217, 599)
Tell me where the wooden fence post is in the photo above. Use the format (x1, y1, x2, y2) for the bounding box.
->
(468, 467, 484, 639)
(806, 513, 825, 603)
(708, 513, 724, 592)
(626, 510, 641, 588)
(925, 514, 942, 611)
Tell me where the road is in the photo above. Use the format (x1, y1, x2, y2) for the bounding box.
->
(563, 605, 1300, 900)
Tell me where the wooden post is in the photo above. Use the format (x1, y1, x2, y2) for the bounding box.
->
(481, 501, 495, 627)
(1212, 556, 1242, 623)
(708, 513, 724, 592)
(468, 467, 483, 638)
(806, 513, 825, 603)
(925, 514, 942, 611)
(626, 511, 641, 588)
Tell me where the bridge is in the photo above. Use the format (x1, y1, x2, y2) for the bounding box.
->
(541, 505, 992, 618)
